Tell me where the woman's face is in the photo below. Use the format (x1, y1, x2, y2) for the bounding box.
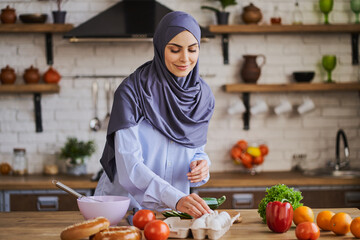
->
(164, 30, 199, 78)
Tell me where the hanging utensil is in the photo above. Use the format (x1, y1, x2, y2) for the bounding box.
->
(102, 79, 111, 130)
(52, 180, 102, 202)
(89, 80, 101, 131)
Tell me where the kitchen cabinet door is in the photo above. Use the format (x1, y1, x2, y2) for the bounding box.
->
(3, 189, 91, 212)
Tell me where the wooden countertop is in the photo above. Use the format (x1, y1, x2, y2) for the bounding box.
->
(0, 174, 98, 190)
(0, 208, 359, 239)
(0, 171, 358, 190)
(201, 171, 360, 188)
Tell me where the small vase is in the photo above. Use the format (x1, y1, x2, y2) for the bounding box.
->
(66, 163, 87, 176)
(52, 11, 66, 24)
(216, 11, 230, 25)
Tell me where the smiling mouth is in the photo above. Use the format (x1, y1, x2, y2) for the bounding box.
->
(175, 65, 189, 71)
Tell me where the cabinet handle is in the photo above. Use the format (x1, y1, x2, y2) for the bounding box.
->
(37, 196, 59, 211)
(232, 193, 254, 209)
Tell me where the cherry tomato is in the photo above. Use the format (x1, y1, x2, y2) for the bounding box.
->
(295, 222, 320, 240)
(259, 144, 269, 156)
(253, 155, 264, 165)
(240, 152, 253, 169)
(144, 220, 170, 240)
(236, 140, 248, 151)
(132, 209, 156, 230)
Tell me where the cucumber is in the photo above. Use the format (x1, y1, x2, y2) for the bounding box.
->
(161, 195, 227, 218)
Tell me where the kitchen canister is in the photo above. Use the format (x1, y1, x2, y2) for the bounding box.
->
(0, 65, 16, 84)
(23, 65, 40, 84)
(12, 148, 28, 176)
(1, 5, 17, 24)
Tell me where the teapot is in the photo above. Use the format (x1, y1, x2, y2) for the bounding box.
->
(1, 5, 16, 24)
(43, 66, 61, 84)
(240, 55, 266, 83)
(0, 65, 16, 85)
(23, 65, 40, 84)
(242, 3, 262, 24)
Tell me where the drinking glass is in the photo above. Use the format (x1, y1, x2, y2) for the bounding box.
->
(319, 0, 333, 24)
(351, 0, 360, 24)
(322, 55, 336, 83)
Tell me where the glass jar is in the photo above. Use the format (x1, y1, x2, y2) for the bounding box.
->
(12, 148, 28, 175)
(270, 5, 282, 25)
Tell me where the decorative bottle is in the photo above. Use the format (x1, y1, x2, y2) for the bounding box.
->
(292, 1, 303, 25)
(270, 5, 281, 25)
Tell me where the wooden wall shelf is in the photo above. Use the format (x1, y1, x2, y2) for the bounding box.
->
(0, 24, 73, 33)
(208, 24, 360, 65)
(0, 84, 60, 94)
(224, 82, 360, 93)
(209, 24, 360, 34)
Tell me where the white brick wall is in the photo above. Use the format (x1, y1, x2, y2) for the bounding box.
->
(0, 0, 359, 174)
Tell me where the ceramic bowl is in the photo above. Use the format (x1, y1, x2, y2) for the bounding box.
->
(19, 14, 47, 24)
(77, 196, 130, 226)
(293, 71, 315, 83)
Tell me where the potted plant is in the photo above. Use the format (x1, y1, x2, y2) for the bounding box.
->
(201, 0, 237, 24)
(52, 0, 67, 24)
(60, 137, 96, 175)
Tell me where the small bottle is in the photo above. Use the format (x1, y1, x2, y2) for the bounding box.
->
(292, 1, 303, 25)
(270, 5, 282, 25)
(12, 148, 28, 176)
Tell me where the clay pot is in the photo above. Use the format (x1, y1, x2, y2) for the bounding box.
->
(240, 55, 266, 83)
(23, 65, 40, 84)
(0, 65, 16, 85)
(1, 5, 17, 24)
(242, 3, 262, 24)
(43, 66, 61, 84)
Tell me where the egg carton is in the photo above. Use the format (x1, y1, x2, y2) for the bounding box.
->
(164, 211, 240, 240)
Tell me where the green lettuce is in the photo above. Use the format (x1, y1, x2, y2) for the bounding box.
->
(258, 184, 303, 222)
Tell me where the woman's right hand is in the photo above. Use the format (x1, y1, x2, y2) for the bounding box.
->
(175, 193, 211, 218)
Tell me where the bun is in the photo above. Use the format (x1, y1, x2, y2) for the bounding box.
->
(92, 226, 142, 240)
(60, 217, 110, 240)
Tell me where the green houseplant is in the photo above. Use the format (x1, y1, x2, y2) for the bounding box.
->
(201, 0, 237, 24)
(60, 137, 96, 175)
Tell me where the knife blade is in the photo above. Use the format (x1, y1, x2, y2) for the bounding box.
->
(127, 207, 139, 226)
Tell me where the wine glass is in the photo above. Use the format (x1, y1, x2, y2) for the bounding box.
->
(351, 0, 360, 24)
(319, 0, 334, 24)
(322, 55, 337, 83)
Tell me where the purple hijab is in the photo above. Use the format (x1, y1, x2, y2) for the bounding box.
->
(100, 11, 215, 182)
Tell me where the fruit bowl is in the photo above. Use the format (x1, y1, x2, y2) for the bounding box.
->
(292, 71, 315, 83)
(19, 14, 48, 24)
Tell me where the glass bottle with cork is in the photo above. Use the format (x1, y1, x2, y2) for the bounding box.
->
(292, 0, 303, 24)
(271, 5, 281, 24)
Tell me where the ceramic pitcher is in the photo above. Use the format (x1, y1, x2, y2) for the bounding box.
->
(240, 54, 266, 83)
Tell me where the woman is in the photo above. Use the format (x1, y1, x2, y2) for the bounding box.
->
(95, 11, 215, 218)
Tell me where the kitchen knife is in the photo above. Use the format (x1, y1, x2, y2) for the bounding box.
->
(127, 208, 139, 226)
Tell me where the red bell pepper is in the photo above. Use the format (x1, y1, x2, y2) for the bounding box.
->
(266, 200, 293, 233)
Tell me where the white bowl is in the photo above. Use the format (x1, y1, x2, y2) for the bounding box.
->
(77, 196, 130, 226)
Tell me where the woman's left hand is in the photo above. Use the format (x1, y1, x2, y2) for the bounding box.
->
(187, 160, 209, 183)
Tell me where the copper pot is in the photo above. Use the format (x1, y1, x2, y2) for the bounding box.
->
(242, 3, 262, 24)
(23, 65, 40, 84)
(0, 65, 16, 85)
(1, 5, 16, 24)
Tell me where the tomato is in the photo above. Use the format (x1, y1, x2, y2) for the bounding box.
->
(231, 146, 242, 160)
(236, 140, 248, 151)
(253, 155, 264, 165)
(144, 220, 170, 240)
(259, 144, 269, 156)
(295, 222, 320, 240)
(132, 209, 156, 230)
(240, 152, 253, 169)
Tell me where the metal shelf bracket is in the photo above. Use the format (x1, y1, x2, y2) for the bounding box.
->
(242, 92, 250, 130)
(45, 33, 53, 65)
(351, 33, 359, 65)
(222, 34, 229, 64)
(34, 93, 43, 133)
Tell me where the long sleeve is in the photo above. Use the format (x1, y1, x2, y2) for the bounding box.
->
(189, 145, 211, 188)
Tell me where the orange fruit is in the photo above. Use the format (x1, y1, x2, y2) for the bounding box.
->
(293, 206, 314, 226)
(316, 210, 335, 231)
(330, 212, 352, 235)
(350, 217, 360, 238)
(0, 162, 11, 175)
